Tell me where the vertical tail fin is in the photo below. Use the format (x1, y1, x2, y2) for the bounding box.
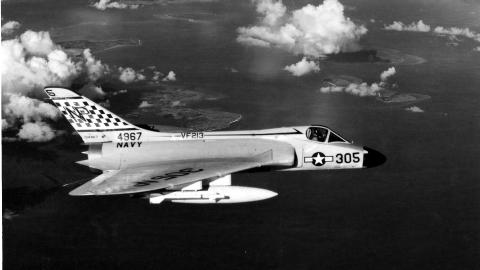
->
(44, 87, 143, 143)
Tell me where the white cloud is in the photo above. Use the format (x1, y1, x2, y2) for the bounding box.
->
(319, 67, 397, 97)
(2, 94, 61, 142)
(1, 29, 175, 142)
(384, 20, 431, 32)
(319, 85, 344, 93)
(405, 106, 424, 113)
(20, 30, 59, 55)
(474, 46, 480, 52)
(92, 0, 139, 10)
(383, 20, 480, 46)
(237, 0, 367, 57)
(1, 29, 107, 142)
(2, 94, 60, 124)
(284, 57, 320, 76)
(345, 82, 381, 96)
(99, 99, 111, 108)
(320, 82, 381, 96)
(162, 71, 176, 81)
(138, 101, 153, 108)
(380, 67, 396, 81)
(83, 49, 108, 81)
(433, 26, 480, 43)
(2, 119, 8, 130)
(118, 67, 145, 83)
(112, 89, 128, 96)
(256, 0, 286, 26)
(1, 20, 21, 35)
(1, 30, 105, 96)
(46, 50, 80, 81)
(152, 71, 163, 82)
(79, 85, 106, 99)
(118, 67, 136, 83)
(17, 122, 57, 142)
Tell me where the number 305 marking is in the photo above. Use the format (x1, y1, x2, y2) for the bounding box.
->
(336, 152, 360, 164)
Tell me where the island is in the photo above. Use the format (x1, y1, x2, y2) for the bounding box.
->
(322, 75, 431, 104)
(324, 49, 390, 63)
(126, 86, 242, 131)
(57, 39, 142, 55)
(376, 89, 431, 104)
(323, 48, 426, 65)
(377, 48, 427, 65)
(322, 75, 363, 87)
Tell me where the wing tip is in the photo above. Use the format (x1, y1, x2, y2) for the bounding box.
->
(69, 189, 91, 196)
(68, 181, 95, 196)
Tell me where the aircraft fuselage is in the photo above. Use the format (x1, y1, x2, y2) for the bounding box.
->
(81, 126, 385, 172)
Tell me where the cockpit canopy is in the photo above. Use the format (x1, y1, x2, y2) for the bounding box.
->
(305, 126, 348, 143)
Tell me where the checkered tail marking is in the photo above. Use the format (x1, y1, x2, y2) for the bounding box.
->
(52, 98, 136, 131)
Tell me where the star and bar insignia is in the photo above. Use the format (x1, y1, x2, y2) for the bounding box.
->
(304, 152, 334, 166)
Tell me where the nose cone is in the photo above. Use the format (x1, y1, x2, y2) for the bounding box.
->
(363, 147, 386, 168)
(235, 187, 278, 202)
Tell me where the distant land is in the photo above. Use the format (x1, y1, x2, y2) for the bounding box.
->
(153, 14, 211, 24)
(118, 0, 217, 5)
(377, 89, 431, 104)
(322, 75, 363, 86)
(324, 49, 390, 63)
(323, 48, 426, 65)
(126, 86, 242, 131)
(322, 75, 431, 104)
(377, 48, 427, 65)
(58, 39, 142, 55)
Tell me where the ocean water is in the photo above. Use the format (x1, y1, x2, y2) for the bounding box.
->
(3, 0, 480, 269)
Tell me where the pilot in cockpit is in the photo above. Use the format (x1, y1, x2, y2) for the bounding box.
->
(306, 127, 328, 142)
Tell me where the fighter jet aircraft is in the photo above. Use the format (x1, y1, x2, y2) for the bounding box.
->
(44, 87, 386, 204)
